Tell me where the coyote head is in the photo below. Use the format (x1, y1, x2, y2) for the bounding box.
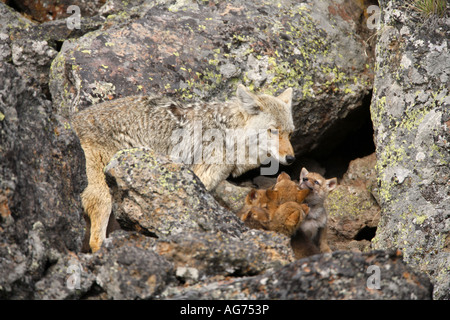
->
(236, 85, 296, 167)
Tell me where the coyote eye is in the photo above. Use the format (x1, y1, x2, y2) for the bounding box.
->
(314, 180, 320, 185)
(302, 178, 308, 182)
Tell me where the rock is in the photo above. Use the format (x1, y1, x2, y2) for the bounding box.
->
(325, 153, 380, 252)
(167, 250, 432, 300)
(155, 230, 293, 282)
(341, 153, 378, 202)
(11, 38, 57, 96)
(370, 0, 450, 300)
(33, 228, 293, 300)
(88, 232, 175, 300)
(32, 231, 174, 300)
(104, 147, 246, 238)
(0, 3, 36, 35)
(49, 0, 374, 156)
(0, 61, 87, 298)
(1, 2, 106, 98)
(212, 180, 251, 213)
(104, 147, 295, 275)
(9, 0, 105, 23)
(326, 184, 379, 250)
(33, 252, 96, 300)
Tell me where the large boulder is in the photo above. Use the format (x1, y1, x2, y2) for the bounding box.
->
(325, 153, 380, 252)
(370, 0, 450, 300)
(104, 147, 295, 273)
(49, 0, 375, 156)
(0, 61, 87, 298)
(166, 250, 432, 300)
(104, 147, 246, 238)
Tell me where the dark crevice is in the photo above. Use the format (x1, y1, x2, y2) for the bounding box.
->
(354, 226, 377, 241)
(313, 91, 376, 180)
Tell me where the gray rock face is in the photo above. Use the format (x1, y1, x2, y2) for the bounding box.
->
(104, 148, 246, 238)
(167, 250, 432, 300)
(370, 0, 450, 300)
(0, 61, 87, 299)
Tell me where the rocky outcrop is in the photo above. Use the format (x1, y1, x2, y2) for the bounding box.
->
(370, 0, 449, 300)
(325, 153, 380, 252)
(24, 148, 433, 300)
(104, 148, 246, 238)
(0, 61, 87, 298)
(167, 250, 432, 300)
(31, 231, 432, 300)
(0, 0, 444, 300)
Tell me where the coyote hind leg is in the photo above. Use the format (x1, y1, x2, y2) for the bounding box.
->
(80, 148, 113, 253)
(81, 182, 112, 253)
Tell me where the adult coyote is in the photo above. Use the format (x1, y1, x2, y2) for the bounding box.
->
(72, 85, 296, 252)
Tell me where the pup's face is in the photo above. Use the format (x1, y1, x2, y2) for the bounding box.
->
(299, 167, 337, 204)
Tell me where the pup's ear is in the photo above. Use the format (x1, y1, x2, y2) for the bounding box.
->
(277, 88, 293, 109)
(299, 167, 309, 182)
(245, 189, 258, 205)
(326, 178, 338, 192)
(236, 84, 260, 115)
(276, 171, 291, 183)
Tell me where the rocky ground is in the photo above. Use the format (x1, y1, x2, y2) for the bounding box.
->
(0, 0, 448, 299)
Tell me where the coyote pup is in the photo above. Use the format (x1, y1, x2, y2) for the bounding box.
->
(291, 167, 337, 258)
(237, 172, 310, 237)
(72, 85, 296, 252)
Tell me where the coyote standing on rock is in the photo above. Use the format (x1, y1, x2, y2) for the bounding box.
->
(72, 85, 296, 252)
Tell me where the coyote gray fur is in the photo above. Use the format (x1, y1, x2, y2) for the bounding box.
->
(71, 85, 296, 252)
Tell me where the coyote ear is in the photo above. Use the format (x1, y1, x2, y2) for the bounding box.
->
(237, 84, 260, 115)
(299, 167, 309, 182)
(326, 178, 337, 192)
(277, 88, 293, 109)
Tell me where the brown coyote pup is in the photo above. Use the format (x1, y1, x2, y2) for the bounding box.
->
(237, 172, 310, 237)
